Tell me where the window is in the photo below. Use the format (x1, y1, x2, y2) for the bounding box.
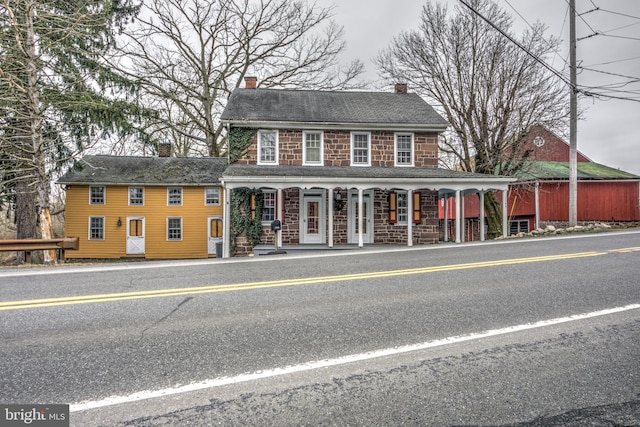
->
(389, 191, 421, 225)
(303, 131, 323, 165)
(167, 217, 182, 240)
(168, 187, 182, 206)
(261, 190, 276, 222)
(258, 130, 278, 164)
(397, 192, 408, 224)
(205, 187, 220, 205)
(351, 132, 370, 166)
(510, 220, 529, 235)
(89, 216, 105, 240)
(395, 133, 414, 166)
(89, 186, 105, 205)
(129, 187, 144, 205)
(210, 218, 223, 238)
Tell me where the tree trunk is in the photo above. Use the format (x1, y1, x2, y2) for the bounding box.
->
(484, 191, 503, 239)
(15, 181, 37, 264)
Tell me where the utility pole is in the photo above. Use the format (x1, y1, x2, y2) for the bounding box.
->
(569, 0, 578, 226)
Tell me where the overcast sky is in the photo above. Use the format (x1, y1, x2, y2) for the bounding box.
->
(318, 0, 640, 175)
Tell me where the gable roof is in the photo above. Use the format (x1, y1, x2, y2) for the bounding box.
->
(57, 155, 228, 186)
(220, 88, 449, 131)
(516, 161, 640, 181)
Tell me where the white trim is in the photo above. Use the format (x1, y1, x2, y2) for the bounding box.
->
(128, 186, 144, 206)
(351, 132, 371, 166)
(302, 130, 324, 166)
(300, 190, 326, 244)
(204, 187, 221, 206)
(395, 190, 409, 225)
(207, 216, 223, 255)
(88, 216, 105, 240)
(257, 129, 279, 165)
(89, 186, 106, 205)
(167, 187, 183, 206)
(166, 217, 183, 241)
(260, 189, 278, 225)
(394, 132, 414, 167)
(222, 176, 514, 193)
(347, 189, 374, 245)
(126, 216, 146, 254)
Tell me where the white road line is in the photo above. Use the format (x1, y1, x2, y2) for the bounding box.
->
(70, 303, 640, 412)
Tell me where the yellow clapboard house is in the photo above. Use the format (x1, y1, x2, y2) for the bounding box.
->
(58, 154, 228, 259)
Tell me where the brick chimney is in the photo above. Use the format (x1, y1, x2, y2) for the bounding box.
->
(245, 76, 257, 89)
(395, 83, 408, 94)
(158, 142, 172, 157)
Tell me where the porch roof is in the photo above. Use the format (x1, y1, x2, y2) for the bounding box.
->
(222, 164, 515, 192)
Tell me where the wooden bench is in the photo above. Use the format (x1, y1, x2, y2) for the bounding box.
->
(0, 237, 79, 263)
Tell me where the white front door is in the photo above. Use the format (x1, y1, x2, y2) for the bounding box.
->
(208, 216, 223, 256)
(348, 190, 374, 244)
(126, 217, 145, 254)
(301, 193, 325, 244)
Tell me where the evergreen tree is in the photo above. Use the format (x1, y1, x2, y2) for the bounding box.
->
(0, 0, 151, 262)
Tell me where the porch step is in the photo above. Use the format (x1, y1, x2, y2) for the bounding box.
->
(253, 244, 359, 256)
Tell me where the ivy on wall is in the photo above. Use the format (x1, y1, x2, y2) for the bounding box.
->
(229, 188, 264, 256)
(227, 127, 262, 255)
(228, 128, 257, 163)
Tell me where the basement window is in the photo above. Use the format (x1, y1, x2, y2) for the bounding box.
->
(509, 220, 529, 235)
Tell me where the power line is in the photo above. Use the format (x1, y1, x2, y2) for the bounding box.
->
(601, 34, 640, 41)
(579, 67, 640, 81)
(584, 55, 640, 67)
(502, 0, 570, 70)
(458, 0, 573, 89)
(598, 8, 640, 21)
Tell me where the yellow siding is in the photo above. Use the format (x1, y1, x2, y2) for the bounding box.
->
(65, 185, 224, 259)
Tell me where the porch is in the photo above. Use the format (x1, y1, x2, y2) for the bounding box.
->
(221, 165, 516, 258)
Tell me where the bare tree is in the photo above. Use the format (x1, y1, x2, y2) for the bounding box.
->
(375, 0, 568, 237)
(119, 0, 365, 157)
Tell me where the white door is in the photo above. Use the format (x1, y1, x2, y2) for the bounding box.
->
(301, 194, 325, 244)
(208, 216, 223, 256)
(348, 191, 373, 244)
(126, 217, 145, 254)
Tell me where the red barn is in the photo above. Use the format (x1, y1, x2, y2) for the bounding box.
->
(440, 125, 640, 240)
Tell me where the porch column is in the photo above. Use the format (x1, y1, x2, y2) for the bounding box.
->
(534, 182, 540, 230)
(223, 186, 232, 258)
(328, 188, 334, 248)
(407, 189, 413, 247)
(461, 191, 466, 243)
(502, 189, 509, 237)
(358, 188, 364, 248)
(443, 194, 449, 242)
(277, 189, 283, 249)
(455, 189, 461, 243)
(479, 190, 486, 242)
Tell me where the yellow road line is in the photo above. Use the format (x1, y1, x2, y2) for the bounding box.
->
(0, 250, 607, 311)
(608, 247, 640, 254)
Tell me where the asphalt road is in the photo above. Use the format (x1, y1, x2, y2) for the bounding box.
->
(1, 231, 639, 426)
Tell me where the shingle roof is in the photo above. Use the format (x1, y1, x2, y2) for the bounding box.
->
(223, 164, 506, 180)
(516, 161, 640, 180)
(220, 88, 449, 129)
(57, 155, 228, 185)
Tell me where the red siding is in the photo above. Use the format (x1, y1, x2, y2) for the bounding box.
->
(440, 181, 640, 222)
